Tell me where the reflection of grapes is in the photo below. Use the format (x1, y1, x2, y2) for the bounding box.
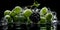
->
(0, 17, 8, 30)
(29, 12, 40, 23)
(29, 23, 40, 30)
(20, 24, 27, 30)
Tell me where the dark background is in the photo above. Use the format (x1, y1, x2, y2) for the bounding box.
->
(0, 0, 60, 30)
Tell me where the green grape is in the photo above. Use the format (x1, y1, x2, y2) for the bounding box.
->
(12, 6, 22, 15)
(10, 11, 16, 17)
(19, 15, 27, 23)
(4, 10, 11, 16)
(27, 17, 31, 24)
(40, 7, 48, 15)
(23, 9, 32, 17)
(10, 6, 22, 17)
(45, 13, 53, 21)
(13, 15, 19, 22)
(5, 15, 12, 22)
(40, 17, 46, 24)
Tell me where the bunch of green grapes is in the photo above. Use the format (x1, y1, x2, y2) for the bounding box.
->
(4, 6, 21, 22)
(4, 1, 40, 23)
(40, 7, 53, 24)
(4, 2, 54, 24)
(4, 6, 33, 23)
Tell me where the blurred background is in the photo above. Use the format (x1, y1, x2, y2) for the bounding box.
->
(0, 0, 60, 30)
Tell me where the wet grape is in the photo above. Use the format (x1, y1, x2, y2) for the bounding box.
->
(23, 9, 32, 17)
(12, 6, 22, 15)
(45, 13, 53, 21)
(5, 15, 12, 22)
(40, 7, 48, 15)
(4, 10, 11, 16)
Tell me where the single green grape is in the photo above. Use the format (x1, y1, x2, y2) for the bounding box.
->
(40, 17, 46, 24)
(45, 13, 53, 21)
(13, 15, 19, 22)
(10, 11, 16, 17)
(5, 15, 12, 22)
(23, 9, 32, 17)
(4, 10, 11, 16)
(12, 6, 22, 15)
(19, 15, 27, 23)
(40, 7, 48, 15)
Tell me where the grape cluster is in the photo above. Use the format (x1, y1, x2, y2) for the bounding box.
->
(4, 5, 54, 24)
(2, 1, 56, 30)
(29, 12, 40, 23)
